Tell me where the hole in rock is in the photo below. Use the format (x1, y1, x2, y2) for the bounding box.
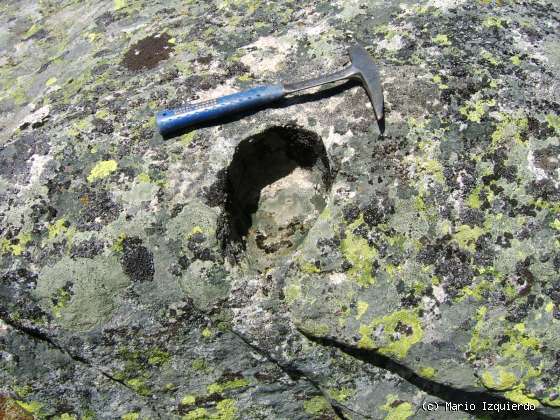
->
(223, 126, 332, 269)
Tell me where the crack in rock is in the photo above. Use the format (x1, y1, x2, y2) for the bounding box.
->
(299, 329, 555, 420)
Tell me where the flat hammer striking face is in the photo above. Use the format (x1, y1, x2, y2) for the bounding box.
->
(156, 44, 384, 135)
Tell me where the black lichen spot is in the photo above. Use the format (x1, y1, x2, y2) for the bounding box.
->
(0, 133, 50, 183)
(77, 190, 121, 230)
(343, 205, 360, 223)
(395, 320, 414, 336)
(120, 237, 154, 282)
(187, 232, 216, 262)
(545, 279, 560, 307)
(0, 269, 49, 322)
(178, 255, 191, 270)
(496, 232, 513, 248)
(363, 199, 392, 227)
(201, 168, 228, 208)
(70, 239, 104, 259)
(121, 33, 174, 71)
(225, 60, 250, 78)
(93, 118, 114, 134)
(527, 178, 560, 203)
(30, 200, 58, 226)
(533, 145, 560, 176)
(95, 11, 118, 26)
(419, 238, 474, 298)
(400, 291, 422, 308)
(505, 302, 529, 323)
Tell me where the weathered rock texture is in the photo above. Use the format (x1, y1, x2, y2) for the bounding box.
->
(1, 0, 559, 418)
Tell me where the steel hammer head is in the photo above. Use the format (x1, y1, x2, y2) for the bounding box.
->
(348, 45, 384, 124)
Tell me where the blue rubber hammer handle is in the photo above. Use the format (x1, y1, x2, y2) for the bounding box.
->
(156, 84, 285, 135)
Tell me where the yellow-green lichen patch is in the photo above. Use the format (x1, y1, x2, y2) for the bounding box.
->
(111, 233, 127, 253)
(431, 74, 448, 89)
(468, 305, 546, 400)
(201, 327, 213, 338)
(491, 113, 528, 146)
(356, 301, 368, 320)
(183, 407, 208, 419)
(481, 50, 499, 65)
(147, 349, 170, 366)
(459, 97, 496, 123)
(207, 377, 250, 395)
(546, 114, 560, 133)
(303, 396, 330, 415)
(189, 226, 204, 237)
(136, 172, 151, 183)
(456, 278, 492, 302)
(453, 224, 484, 252)
(1, 231, 32, 256)
(180, 131, 197, 146)
(114, 0, 127, 11)
(121, 412, 139, 420)
(299, 321, 330, 337)
(87, 160, 118, 182)
(48, 218, 68, 240)
(68, 118, 93, 137)
(504, 388, 540, 406)
(432, 34, 451, 46)
(480, 367, 519, 391)
(23, 23, 41, 39)
(381, 394, 413, 420)
(467, 185, 482, 209)
(467, 306, 491, 358)
(214, 398, 237, 420)
(126, 377, 150, 396)
(328, 387, 355, 402)
(510, 55, 521, 65)
(284, 283, 301, 305)
(418, 366, 436, 379)
(95, 108, 109, 119)
(341, 216, 377, 287)
(181, 395, 196, 406)
(15, 400, 43, 415)
(191, 357, 208, 371)
(13, 384, 32, 398)
(358, 324, 376, 349)
(52, 286, 71, 318)
(358, 309, 423, 360)
(482, 16, 505, 29)
(374, 24, 398, 41)
(405, 156, 445, 184)
(299, 260, 321, 274)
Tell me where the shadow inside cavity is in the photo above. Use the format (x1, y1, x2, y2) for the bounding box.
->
(222, 126, 332, 268)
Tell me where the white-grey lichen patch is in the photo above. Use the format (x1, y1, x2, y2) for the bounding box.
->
(34, 256, 130, 331)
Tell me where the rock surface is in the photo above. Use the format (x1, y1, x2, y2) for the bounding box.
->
(1, 0, 559, 418)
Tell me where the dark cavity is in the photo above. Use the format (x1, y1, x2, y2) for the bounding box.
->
(221, 126, 332, 268)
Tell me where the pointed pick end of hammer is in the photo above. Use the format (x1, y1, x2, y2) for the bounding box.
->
(377, 115, 385, 135)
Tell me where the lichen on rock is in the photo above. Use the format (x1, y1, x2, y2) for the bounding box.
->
(1, 0, 560, 418)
